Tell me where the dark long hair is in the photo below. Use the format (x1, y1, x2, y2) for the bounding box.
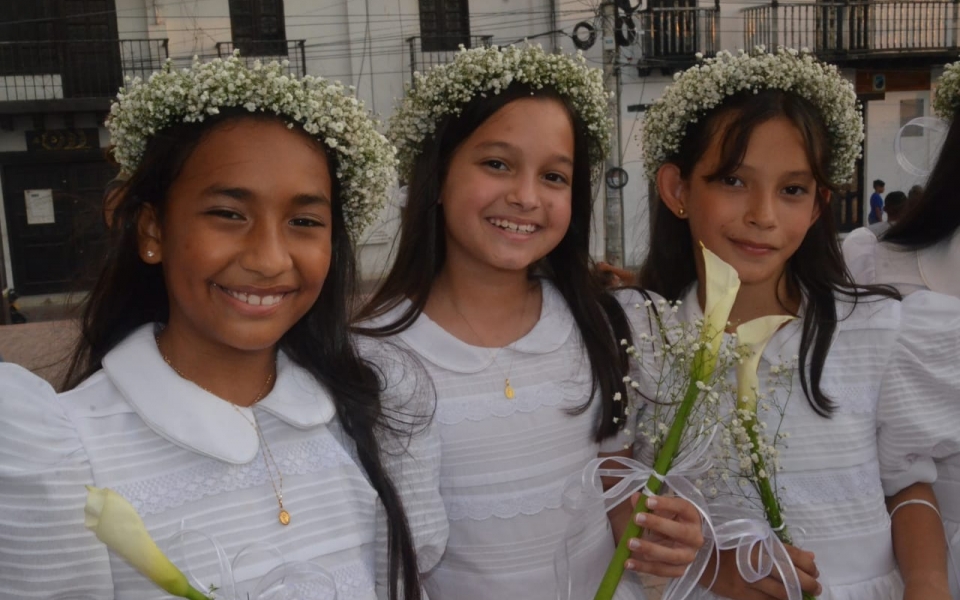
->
(883, 106, 960, 248)
(356, 83, 631, 442)
(63, 112, 423, 600)
(638, 89, 899, 416)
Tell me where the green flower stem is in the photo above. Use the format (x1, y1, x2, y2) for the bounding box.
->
(594, 370, 705, 600)
(742, 414, 815, 600)
(184, 588, 212, 600)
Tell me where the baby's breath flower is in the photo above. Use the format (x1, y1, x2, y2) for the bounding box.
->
(934, 60, 960, 119)
(107, 53, 395, 238)
(388, 44, 611, 181)
(641, 46, 863, 186)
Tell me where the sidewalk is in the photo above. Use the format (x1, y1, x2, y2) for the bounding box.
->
(0, 320, 79, 387)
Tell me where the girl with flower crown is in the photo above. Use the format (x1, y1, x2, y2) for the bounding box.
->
(635, 47, 960, 600)
(844, 60, 960, 599)
(0, 56, 447, 600)
(356, 44, 705, 599)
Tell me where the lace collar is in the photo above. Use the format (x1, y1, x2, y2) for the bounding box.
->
(102, 324, 337, 464)
(393, 279, 576, 373)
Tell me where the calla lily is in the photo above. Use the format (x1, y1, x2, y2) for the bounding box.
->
(735, 315, 795, 413)
(699, 244, 741, 379)
(731, 317, 813, 600)
(84, 486, 211, 600)
(595, 244, 740, 600)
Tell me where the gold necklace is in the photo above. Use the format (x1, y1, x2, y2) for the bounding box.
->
(448, 284, 533, 400)
(155, 335, 289, 525)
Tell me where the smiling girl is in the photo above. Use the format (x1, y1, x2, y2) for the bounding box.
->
(357, 45, 705, 599)
(0, 56, 446, 600)
(639, 48, 960, 600)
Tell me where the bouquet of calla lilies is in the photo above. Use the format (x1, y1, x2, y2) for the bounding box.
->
(594, 245, 794, 600)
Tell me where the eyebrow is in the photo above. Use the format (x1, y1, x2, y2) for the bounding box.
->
(736, 165, 814, 179)
(473, 140, 574, 167)
(202, 185, 330, 206)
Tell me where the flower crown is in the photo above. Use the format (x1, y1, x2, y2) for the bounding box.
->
(106, 54, 396, 237)
(388, 44, 611, 180)
(641, 47, 863, 186)
(934, 60, 960, 120)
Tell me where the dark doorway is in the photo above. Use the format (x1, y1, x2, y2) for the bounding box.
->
(2, 157, 116, 295)
(0, 0, 122, 99)
(60, 0, 122, 98)
(229, 0, 288, 56)
(419, 0, 471, 52)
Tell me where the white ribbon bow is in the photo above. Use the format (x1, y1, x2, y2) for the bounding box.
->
(554, 434, 718, 600)
(166, 525, 340, 600)
(706, 504, 804, 600)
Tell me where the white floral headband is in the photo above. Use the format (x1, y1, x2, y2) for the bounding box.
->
(934, 59, 960, 120)
(387, 44, 612, 181)
(641, 46, 864, 186)
(106, 53, 396, 237)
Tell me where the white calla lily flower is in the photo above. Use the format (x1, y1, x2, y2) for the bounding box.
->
(84, 486, 210, 600)
(735, 315, 796, 413)
(699, 244, 741, 378)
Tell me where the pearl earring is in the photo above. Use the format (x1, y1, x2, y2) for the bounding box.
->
(678, 208, 686, 217)
(146, 250, 155, 258)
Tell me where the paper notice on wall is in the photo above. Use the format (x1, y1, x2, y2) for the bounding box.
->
(24, 189, 55, 225)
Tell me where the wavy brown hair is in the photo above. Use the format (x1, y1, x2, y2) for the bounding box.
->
(639, 89, 899, 416)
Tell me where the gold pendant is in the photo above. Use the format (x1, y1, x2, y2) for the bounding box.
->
(504, 379, 515, 399)
(279, 509, 291, 525)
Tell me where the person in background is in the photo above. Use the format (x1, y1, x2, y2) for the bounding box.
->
(845, 58, 960, 599)
(869, 178, 886, 224)
(841, 190, 909, 260)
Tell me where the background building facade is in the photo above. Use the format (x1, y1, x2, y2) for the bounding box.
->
(0, 0, 955, 312)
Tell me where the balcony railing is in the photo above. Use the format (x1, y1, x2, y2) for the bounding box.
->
(0, 39, 168, 103)
(743, 1, 959, 59)
(216, 40, 306, 77)
(637, 5, 721, 69)
(406, 35, 494, 85)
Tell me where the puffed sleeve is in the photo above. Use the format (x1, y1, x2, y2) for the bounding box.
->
(354, 336, 448, 599)
(841, 227, 879, 285)
(0, 363, 113, 598)
(877, 291, 960, 495)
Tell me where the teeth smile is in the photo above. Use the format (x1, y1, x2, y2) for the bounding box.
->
(220, 286, 286, 307)
(490, 218, 537, 233)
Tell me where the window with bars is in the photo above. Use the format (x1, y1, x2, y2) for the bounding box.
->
(228, 0, 288, 56)
(419, 0, 470, 52)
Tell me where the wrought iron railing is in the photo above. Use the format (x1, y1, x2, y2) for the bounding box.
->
(215, 39, 306, 77)
(638, 6, 720, 65)
(406, 35, 494, 84)
(743, 1, 958, 57)
(0, 38, 169, 102)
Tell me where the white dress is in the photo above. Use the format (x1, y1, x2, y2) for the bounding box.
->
(844, 229, 960, 598)
(377, 281, 647, 600)
(670, 286, 960, 600)
(0, 324, 448, 600)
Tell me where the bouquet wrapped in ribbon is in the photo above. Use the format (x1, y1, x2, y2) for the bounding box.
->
(592, 246, 746, 600)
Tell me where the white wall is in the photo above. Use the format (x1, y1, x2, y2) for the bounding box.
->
(863, 89, 942, 212)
